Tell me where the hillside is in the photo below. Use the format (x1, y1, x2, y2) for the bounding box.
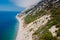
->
(33, 5, 60, 40)
(16, 0, 60, 40)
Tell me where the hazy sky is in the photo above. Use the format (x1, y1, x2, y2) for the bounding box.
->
(13, 0, 41, 7)
(0, 0, 41, 11)
(0, 0, 25, 11)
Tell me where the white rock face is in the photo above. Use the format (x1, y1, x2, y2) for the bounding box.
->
(16, 14, 51, 40)
(49, 25, 58, 37)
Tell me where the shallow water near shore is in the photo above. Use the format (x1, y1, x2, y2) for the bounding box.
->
(0, 11, 21, 40)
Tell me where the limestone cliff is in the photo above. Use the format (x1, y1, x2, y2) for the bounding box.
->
(16, 0, 60, 40)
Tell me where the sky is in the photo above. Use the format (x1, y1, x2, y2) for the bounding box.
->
(0, 0, 41, 11)
(13, 0, 41, 7)
(0, 0, 25, 11)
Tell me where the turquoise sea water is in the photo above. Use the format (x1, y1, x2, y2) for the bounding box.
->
(0, 11, 21, 40)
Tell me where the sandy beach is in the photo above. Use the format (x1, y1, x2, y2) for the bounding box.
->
(16, 13, 29, 40)
(16, 14, 24, 40)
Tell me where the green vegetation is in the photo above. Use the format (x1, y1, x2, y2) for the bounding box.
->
(51, 6, 60, 28)
(24, 10, 47, 24)
(24, 1, 60, 39)
(40, 30, 57, 40)
(33, 25, 46, 35)
(50, 6, 60, 37)
(57, 28, 60, 36)
(33, 25, 57, 40)
(33, 29, 57, 40)
(33, 5, 60, 40)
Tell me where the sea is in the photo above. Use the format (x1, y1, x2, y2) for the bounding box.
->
(0, 11, 22, 40)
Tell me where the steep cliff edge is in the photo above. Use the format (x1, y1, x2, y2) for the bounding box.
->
(16, 0, 60, 40)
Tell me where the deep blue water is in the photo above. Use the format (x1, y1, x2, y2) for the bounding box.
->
(0, 11, 20, 40)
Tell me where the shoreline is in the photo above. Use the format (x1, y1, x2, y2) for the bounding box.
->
(16, 14, 25, 40)
(15, 12, 51, 40)
(16, 11, 30, 40)
(14, 18, 19, 40)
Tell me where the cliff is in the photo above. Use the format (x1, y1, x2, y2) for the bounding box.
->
(16, 0, 60, 40)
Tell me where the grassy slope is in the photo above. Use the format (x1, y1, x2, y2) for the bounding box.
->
(24, 10, 46, 24)
(33, 6, 60, 40)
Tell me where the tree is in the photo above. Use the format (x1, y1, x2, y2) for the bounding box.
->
(40, 30, 57, 40)
(57, 28, 60, 36)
